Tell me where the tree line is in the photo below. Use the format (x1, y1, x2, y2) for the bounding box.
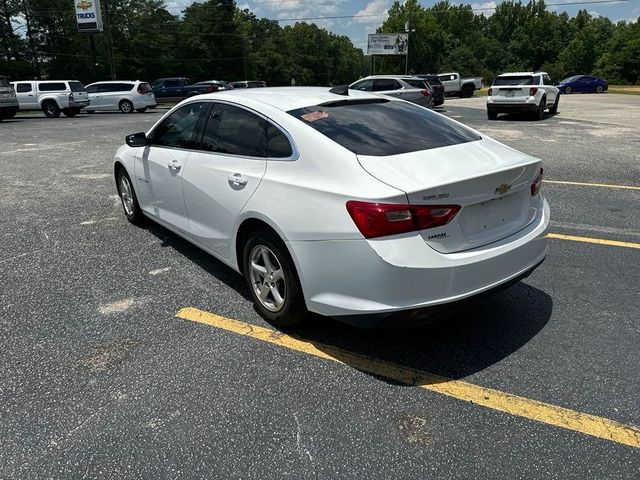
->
(0, 0, 638, 86)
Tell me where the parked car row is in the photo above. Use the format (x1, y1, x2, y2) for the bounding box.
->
(0, 76, 268, 118)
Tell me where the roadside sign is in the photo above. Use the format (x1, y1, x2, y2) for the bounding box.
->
(367, 34, 408, 55)
(75, 0, 103, 33)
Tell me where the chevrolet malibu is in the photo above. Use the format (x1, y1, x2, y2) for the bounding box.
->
(114, 87, 549, 328)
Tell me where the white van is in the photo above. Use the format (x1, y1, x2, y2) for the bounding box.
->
(85, 81, 157, 113)
(11, 80, 89, 117)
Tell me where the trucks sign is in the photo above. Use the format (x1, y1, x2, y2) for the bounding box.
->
(75, 0, 103, 33)
(367, 34, 408, 55)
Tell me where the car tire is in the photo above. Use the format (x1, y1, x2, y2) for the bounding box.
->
(116, 168, 145, 225)
(535, 97, 546, 120)
(243, 230, 307, 327)
(6, 111, 16, 118)
(42, 101, 61, 118)
(549, 95, 560, 114)
(564, 86, 572, 94)
(461, 85, 474, 98)
(596, 85, 603, 93)
(487, 110, 498, 120)
(85, 110, 95, 114)
(62, 108, 78, 117)
(119, 100, 134, 113)
(136, 108, 147, 113)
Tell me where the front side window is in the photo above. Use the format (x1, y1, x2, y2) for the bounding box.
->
(289, 99, 480, 156)
(151, 102, 206, 149)
(201, 103, 267, 157)
(38, 82, 66, 92)
(350, 80, 373, 91)
(16, 83, 32, 93)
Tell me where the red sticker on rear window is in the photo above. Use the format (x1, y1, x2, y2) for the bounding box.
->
(301, 111, 329, 122)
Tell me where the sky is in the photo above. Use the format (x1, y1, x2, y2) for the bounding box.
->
(164, 0, 640, 51)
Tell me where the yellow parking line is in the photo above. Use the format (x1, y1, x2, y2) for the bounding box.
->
(544, 180, 640, 190)
(176, 307, 640, 448)
(548, 233, 640, 249)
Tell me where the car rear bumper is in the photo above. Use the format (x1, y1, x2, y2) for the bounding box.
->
(69, 100, 90, 108)
(487, 103, 539, 113)
(0, 105, 19, 113)
(288, 198, 550, 325)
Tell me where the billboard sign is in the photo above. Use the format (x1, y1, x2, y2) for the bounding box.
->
(367, 33, 408, 55)
(75, 0, 103, 33)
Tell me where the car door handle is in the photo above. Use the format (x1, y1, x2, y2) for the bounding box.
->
(167, 160, 182, 170)
(228, 173, 248, 185)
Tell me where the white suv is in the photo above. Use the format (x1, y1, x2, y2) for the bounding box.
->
(85, 80, 157, 113)
(486, 72, 559, 120)
(349, 75, 434, 108)
(11, 80, 90, 117)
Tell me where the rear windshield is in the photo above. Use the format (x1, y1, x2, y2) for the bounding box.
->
(0, 78, 9, 87)
(404, 79, 427, 88)
(69, 81, 86, 92)
(419, 75, 441, 85)
(493, 76, 533, 86)
(288, 99, 480, 156)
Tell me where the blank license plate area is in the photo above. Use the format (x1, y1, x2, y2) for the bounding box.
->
(459, 190, 530, 243)
(505, 90, 515, 97)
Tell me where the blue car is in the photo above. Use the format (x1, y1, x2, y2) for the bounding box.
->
(557, 75, 608, 94)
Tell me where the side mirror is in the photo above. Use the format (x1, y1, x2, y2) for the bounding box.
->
(126, 132, 148, 147)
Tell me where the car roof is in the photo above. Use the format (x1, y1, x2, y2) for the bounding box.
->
(186, 86, 387, 112)
(359, 75, 424, 80)
(497, 72, 548, 76)
(87, 80, 138, 84)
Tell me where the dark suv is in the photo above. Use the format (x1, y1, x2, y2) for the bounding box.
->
(417, 75, 445, 107)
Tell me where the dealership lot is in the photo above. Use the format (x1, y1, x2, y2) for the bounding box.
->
(1, 94, 638, 478)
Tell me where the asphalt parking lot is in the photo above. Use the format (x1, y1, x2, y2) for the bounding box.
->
(1, 93, 638, 479)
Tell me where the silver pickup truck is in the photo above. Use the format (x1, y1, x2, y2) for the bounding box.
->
(437, 72, 484, 98)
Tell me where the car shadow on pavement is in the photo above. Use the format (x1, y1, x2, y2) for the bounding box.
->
(145, 221, 253, 302)
(292, 282, 552, 384)
(145, 219, 552, 385)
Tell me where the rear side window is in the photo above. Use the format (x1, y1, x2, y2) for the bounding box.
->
(201, 103, 267, 157)
(151, 102, 207, 149)
(86, 85, 98, 93)
(164, 79, 181, 88)
(38, 82, 66, 92)
(267, 123, 293, 158)
(138, 82, 152, 93)
(69, 81, 86, 92)
(493, 76, 533, 86)
(288, 99, 480, 156)
(372, 79, 400, 91)
(16, 83, 32, 93)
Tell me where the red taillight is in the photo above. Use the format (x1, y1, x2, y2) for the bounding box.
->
(488, 88, 493, 96)
(421, 89, 431, 96)
(531, 167, 544, 196)
(529, 87, 538, 96)
(346, 201, 460, 239)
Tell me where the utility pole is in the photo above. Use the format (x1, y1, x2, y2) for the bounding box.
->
(103, 0, 116, 79)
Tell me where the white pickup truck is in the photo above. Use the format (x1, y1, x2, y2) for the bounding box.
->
(437, 72, 483, 98)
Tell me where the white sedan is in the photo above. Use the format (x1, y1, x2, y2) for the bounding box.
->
(114, 87, 549, 328)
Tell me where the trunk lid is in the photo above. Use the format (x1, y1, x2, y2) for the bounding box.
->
(490, 85, 531, 101)
(357, 138, 541, 253)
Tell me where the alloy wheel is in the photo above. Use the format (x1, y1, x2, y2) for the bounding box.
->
(249, 245, 286, 312)
(119, 175, 135, 216)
